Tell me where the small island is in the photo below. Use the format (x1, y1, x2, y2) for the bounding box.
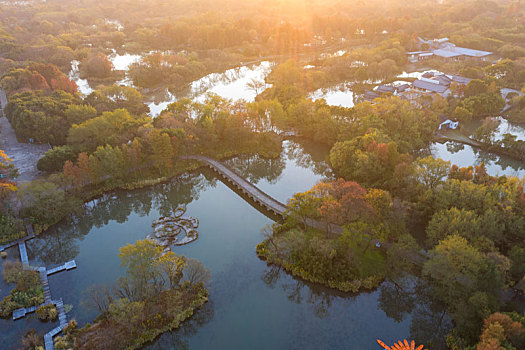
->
(54, 239, 210, 349)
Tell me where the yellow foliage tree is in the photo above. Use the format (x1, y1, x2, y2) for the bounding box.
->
(0, 149, 17, 194)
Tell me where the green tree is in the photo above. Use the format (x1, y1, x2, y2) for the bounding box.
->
(148, 130, 174, 174)
(67, 109, 147, 152)
(386, 233, 420, 277)
(93, 145, 125, 181)
(464, 79, 488, 97)
(286, 190, 324, 229)
(37, 146, 77, 173)
(426, 208, 483, 246)
(85, 85, 149, 116)
(423, 235, 502, 341)
(412, 156, 450, 190)
(461, 93, 505, 119)
(329, 131, 413, 192)
(5, 90, 81, 144)
(453, 106, 473, 123)
(64, 104, 98, 125)
(18, 181, 82, 229)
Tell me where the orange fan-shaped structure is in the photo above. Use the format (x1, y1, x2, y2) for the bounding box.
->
(377, 339, 428, 350)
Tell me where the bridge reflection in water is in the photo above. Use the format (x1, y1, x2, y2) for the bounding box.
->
(183, 155, 428, 266)
(183, 155, 341, 234)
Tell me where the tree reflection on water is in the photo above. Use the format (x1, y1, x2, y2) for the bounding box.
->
(27, 172, 209, 266)
(261, 265, 452, 349)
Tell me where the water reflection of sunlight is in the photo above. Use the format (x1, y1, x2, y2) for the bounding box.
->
(310, 82, 355, 108)
(432, 141, 525, 178)
(191, 61, 273, 103)
(68, 60, 94, 97)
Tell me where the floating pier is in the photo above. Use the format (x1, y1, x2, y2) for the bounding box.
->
(5, 221, 77, 350)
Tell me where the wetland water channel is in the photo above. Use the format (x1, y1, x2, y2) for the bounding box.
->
(1, 140, 451, 349)
(4, 55, 523, 349)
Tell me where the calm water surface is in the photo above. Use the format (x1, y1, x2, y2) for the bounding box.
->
(1, 140, 449, 349)
(148, 61, 272, 117)
(69, 55, 273, 117)
(432, 117, 525, 177)
(310, 83, 356, 108)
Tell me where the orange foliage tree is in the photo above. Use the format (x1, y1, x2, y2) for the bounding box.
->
(317, 178, 373, 226)
(476, 313, 524, 349)
(0, 63, 77, 96)
(377, 339, 427, 350)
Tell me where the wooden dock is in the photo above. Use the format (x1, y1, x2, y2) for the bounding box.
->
(14, 298, 69, 350)
(12, 303, 42, 320)
(4, 220, 76, 350)
(47, 260, 77, 275)
(42, 298, 68, 350)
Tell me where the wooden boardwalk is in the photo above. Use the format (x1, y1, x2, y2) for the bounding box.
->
(183, 155, 289, 217)
(184, 155, 429, 266)
(18, 242, 29, 268)
(13, 303, 42, 320)
(42, 298, 68, 350)
(184, 155, 349, 233)
(14, 298, 69, 350)
(39, 268, 53, 304)
(0, 234, 35, 252)
(3, 220, 76, 350)
(44, 323, 65, 350)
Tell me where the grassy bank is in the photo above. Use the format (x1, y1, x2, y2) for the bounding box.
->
(257, 224, 385, 293)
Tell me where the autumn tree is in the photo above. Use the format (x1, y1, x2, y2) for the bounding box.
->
(0, 149, 17, 196)
(318, 179, 373, 226)
(118, 239, 167, 301)
(329, 131, 413, 193)
(81, 53, 113, 79)
(117, 239, 206, 301)
(0, 63, 77, 96)
(475, 313, 525, 349)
